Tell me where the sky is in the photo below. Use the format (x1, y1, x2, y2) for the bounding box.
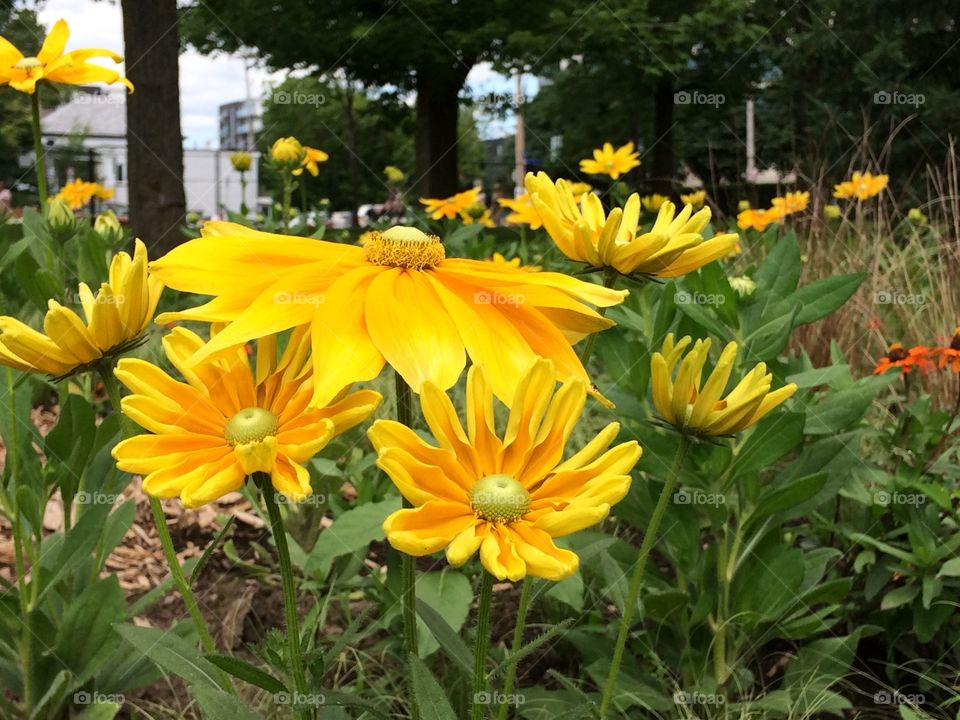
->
(32, 0, 532, 146)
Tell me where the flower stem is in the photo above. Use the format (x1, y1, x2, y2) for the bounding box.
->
(599, 434, 690, 719)
(471, 572, 495, 720)
(393, 370, 421, 720)
(258, 473, 312, 718)
(577, 268, 619, 369)
(29, 93, 48, 212)
(282, 174, 293, 233)
(496, 580, 533, 720)
(98, 364, 235, 695)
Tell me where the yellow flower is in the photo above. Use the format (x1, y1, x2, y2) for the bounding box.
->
(487, 252, 540, 273)
(94, 209, 122, 238)
(907, 208, 927, 225)
(149, 223, 626, 409)
(460, 202, 495, 228)
(729, 276, 757, 298)
(679, 189, 706, 209)
(230, 151, 252, 172)
(55, 179, 114, 210)
(640, 194, 669, 213)
(737, 200, 751, 212)
(369, 359, 641, 581)
(271, 136, 306, 167)
(420, 187, 482, 220)
(579, 142, 640, 179)
(650, 334, 797, 436)
(0, 19, 133, 94)
(525, 171, 739, 278)
(293, 146, 329, 176)
(737, 207, 782, 232)
(0, 240, 161, 377)
(112, 327, 381, 507)
(833, 172, 888, 200)
(384, 165, 406, 185)
(498, 193, 542, 230)
(823, 204, 842, 221)
(770, 190, 809, 216)
(567, 182, 592, 201)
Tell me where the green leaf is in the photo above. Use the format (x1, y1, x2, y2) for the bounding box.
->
(792, 273, 865, 325)
(415, 597, 472, 677)
(804, 373, 896, 435)
(304, 498, 400, 577)
(489, 620, 575, 680)
(205, 653, 286, 693)
(786, 365, 850, 389)
(743, 305, 798, 362)
(190, 516, 235, 588)
(192, 684, 265, 720)
(29, 669, 71, 720)
(880, 585, 919, 610)
(754, 234, 801, 306)
(114, 624, 224, 689)
(75, 702, 121, 720)
(409, 653, 457, 720)
(749, 473, 827, 524)
(937, 557, 960, 577)
(675, 296, 731, 341)
(55, 576, 125, 683)
(415, 568, 472, 658)
(545, 571, 584, 612)
(36, 501, 111, 603)
(699, 261, 739, 328)
(735, 411, 805, 475)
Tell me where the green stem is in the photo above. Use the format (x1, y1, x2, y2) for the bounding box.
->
(258, 473, 311, 719)
(496, 580, 533, 720)
(30, 93, 48, 212)
(98, 364, 235, 695)
(394, 370, 421, 720)
(713, 527, 730, 686)
(282, 174, 294, 233)
(599, 435, 690, 719)
(471, 572, 495, 720)
(577, 269, 619, 369)
(239, 172, 248, 216)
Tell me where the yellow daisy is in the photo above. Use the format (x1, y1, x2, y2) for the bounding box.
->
(579, 142, 640, 179)
(650, 334, 797, 436)
(149, 223, 626, 408)
(112, 326, 381, 507)
(833, 172, 888, 200)
(737, 207, 782, 232)
(293, 146, 329, 176)
(770, 190, 809, 216)
(679, 189, 706, 209)
(460, 202, 495, 227)
(420, 187, 482, 220)
(369, 359, 641, 581)
(526, 172, 739, 278)
(0, 18, 133, 94)
(640, 194, 669, 213)
(498, 193, 543, 230)
(0, 240, 161, 377)
(55, 179, 114, 210)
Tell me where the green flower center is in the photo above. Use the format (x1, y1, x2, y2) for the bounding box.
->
(224, 407, 279, 445)
(469, 474, 530, 524)
(15, 57, 42, 70)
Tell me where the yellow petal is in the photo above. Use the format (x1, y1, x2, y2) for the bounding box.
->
(382, 502, 475, 555)
(37, 19, 68, 64)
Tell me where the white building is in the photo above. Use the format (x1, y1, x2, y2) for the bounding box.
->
(39, 88, 259, 217)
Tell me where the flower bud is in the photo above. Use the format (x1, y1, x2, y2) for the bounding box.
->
(94, 209, 121, 239)
(823, 204, 841, 221)
(46, 198, 76, 239)
(271, 137, 306, 168)
(230, 151, 252, 172)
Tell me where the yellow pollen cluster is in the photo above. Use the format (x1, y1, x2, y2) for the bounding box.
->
(468, 474, 531, 524)
(224, 407, 279, 445)
(363, 226, 446, 270)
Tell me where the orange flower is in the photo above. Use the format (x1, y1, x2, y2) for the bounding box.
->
(933, 327, 960, 373)
(873, 343, 933, 375)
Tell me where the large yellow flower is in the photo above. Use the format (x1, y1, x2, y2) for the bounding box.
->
(498, 193, 543, 230)
(369, 359, 641, 581)
(55, 179, 114, 210)
(112, 327, 381, 507)
(293, 146, 329, 176)
(0, 19, 133, 94)
(771, 190, 809, 216)
(0, 240, 161, 377)
(833, 172, 888, 200)
(650, 334, 797, 436)
(149, 223, 626, 408)
(526, 171, 739, 278)
(420, 187, 482, 220)
(579, 142, 640, 179)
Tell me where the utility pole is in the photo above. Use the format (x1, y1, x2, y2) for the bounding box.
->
(514, 70, 525, 197)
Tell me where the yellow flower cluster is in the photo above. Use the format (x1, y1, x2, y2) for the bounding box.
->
(579, 142, 640, 179)
(833, 171, 888, 200)
(55, 179, 114, 210)
(737, 190, 809, 232)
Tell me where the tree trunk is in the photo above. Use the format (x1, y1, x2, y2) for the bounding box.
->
(651, 77, 675, 195)
(121, 0, 186, 254)
(414, 66, 467, 198)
